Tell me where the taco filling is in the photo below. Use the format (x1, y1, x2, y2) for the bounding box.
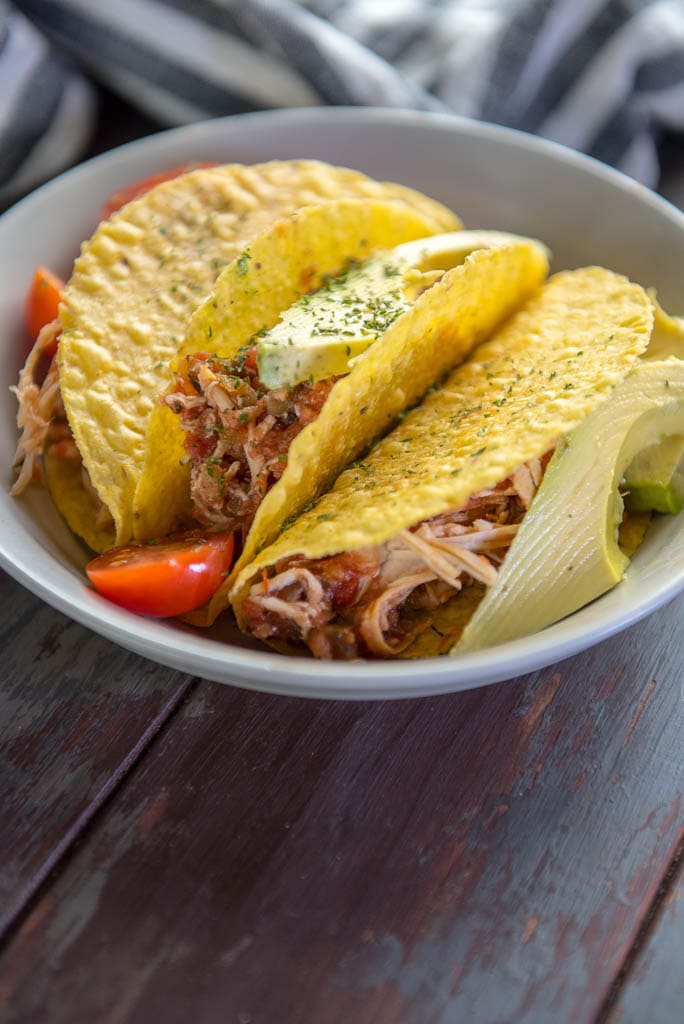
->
(11, 321, 115, 531)
(240, 452, 552, 658)
(166, 348, 338, 540)
(12, 320, 63, 494)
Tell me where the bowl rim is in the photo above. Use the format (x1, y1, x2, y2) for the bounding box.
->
(2, 105, 683, 700)
(5, 105, 684, 229)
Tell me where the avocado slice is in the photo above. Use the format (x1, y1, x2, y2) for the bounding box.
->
(623, 434, 684, 514)
(455, 359, 684, 653)
(257, 230, 549, 389)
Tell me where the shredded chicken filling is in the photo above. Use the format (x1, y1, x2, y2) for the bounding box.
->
(12, 319, 63, 494)
(242, 453, 552, 659)
(12, 319, 114, 530)
(166, 347, 337, 540)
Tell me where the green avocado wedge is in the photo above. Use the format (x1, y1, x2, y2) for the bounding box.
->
(455, 358, 684, 654)
(624, 434, 684, 514)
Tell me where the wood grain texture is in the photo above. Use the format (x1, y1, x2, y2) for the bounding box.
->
(0, 592, 682, 1024)
(606, 852, 684, 1023)
(0, 573, 193, 936)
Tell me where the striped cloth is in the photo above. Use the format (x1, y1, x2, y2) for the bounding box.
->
(2, 0, 683, 206)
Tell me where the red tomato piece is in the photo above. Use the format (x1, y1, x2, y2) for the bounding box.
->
(86, 530, 235, 617)
(100, 161, 218, 219)
(25, 266, 64, 344)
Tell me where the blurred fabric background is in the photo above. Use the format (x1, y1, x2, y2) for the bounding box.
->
(1, 0, 683, 207)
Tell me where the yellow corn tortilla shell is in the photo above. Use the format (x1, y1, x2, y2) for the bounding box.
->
(618, 510, 652, 557)
(644, 291, 684, 359)
(403, 586, 487, 657)
(231, 267, 653, 638)
(57, 160, 460, 550)
(44, 453, 117, 555)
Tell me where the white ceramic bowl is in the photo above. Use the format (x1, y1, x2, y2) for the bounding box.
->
(2, 108, 683, 699)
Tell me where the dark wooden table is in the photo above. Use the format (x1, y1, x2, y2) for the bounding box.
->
(1, 574, 683, 1023)
(1, 97, 683, 1023)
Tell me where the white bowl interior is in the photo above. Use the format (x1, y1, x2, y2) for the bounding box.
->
(1, 108, 683, 698)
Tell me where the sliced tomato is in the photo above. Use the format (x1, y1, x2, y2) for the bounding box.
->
(25, 266, 64, 345)
(100, 161, 218, 219)
(86, 530, 235, 617)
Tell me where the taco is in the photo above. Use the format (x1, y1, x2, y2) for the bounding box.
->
(162, 223, 549, 628)
(230, 267, 668, 659)
(12, 160, 460, 552)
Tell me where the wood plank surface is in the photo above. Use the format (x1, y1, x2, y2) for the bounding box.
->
(0, 573, 194, 937)
(1, 593, 682, 1024)
(606, 852, 684, 1023)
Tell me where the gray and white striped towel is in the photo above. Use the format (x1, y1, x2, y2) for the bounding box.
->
(2, 0, 683, 206)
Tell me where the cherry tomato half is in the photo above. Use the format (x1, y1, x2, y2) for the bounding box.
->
(25, 266, 64, 344)
(86, 531, 235, 617)
(100, 162, 218, 219)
